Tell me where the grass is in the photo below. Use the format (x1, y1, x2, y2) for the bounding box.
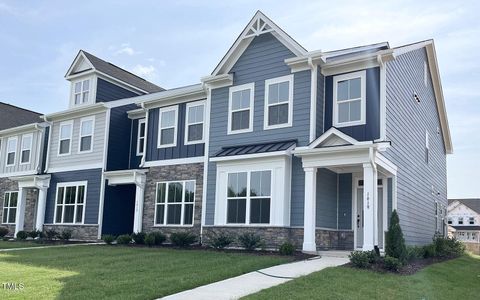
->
(0, 245, 290, 299)
(245, 254, 480, 300)
(0, 240, 46, 249)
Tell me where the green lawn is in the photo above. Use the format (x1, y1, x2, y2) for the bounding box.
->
(245, 254, 480, 300)
(0, 245, 290, 300)
(0, 241, 45, 249)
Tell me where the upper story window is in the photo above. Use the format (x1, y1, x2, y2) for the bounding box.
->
(74, 79, 90, 105)
(79, 117, 94, 153)
(2, 191, 18, 224)
(54, 182, 86, 224)
(333, 70, 366, 127)
(458, 217, 464, 225)
(158, 106, 178, 148)
(185, 101, 205, 144)
(6, 137, 17, 166)
(20, 134, 33, 164)
(447, 217, 452, 225)
(469, 217, 475, 225)
(154, 180, 195, 226)
(136, 119, 146, 156)
(264, 75, 293, 129)
(58, 121, 73, 156)
(228, 83, 254, 134)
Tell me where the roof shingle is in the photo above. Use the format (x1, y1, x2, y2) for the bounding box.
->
(0, 102, 42, 131)
(449, 198, 480, 214)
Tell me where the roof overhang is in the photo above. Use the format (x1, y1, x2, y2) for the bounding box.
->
(104, 169, 148, 187)
(8, 174, 51, 189)
(42, 103, 107, 122)
(127, 108, 146, 120)
(140, 84, 206, 109)
(0, 122, 47, 137)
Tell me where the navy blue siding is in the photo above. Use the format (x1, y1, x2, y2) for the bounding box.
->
(338, 173, 352, 229)
(39, 126, 50, 174)
(96, 78, 140, 103)
(146, 102, 205, 161)
(129, 118, 142, 169)
(102, 184, 135, 235)
(107, 104, 137, 171)
(45, 169, 102, 224)
(324, 67, 380, 141)
(316, 169, 337, 228)
(290, 157, 305, 226)
(316, 68, 325, 138)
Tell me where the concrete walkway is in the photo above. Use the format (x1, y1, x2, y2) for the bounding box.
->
(0, 242, 103, 252)
(162, 253, 349, 300)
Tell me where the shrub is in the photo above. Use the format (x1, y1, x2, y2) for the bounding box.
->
(102, 235, 115, 245)
(131, 232, 146, 245)
(58, 229, 72, 241)
(16, 231, 28, 240)
(406, 245, 424, 261)
(433, 237, 465, 258)
(367, 250, 381, 264)
(116, 234, 132, 245)
(384, 255, 402, 272)
(44, 229, 58, 240)
(145, 234, 155, 247)
(170, 232, 197, 247)
(423, 244, 437, 258)
(279, 241, 295, 256)
(28, 230, 43, 239)
(0, 227, 8, 238)
(385, 210, 407, 262)
(349, 251, 371, 268)
(238, 232, 262, 251)
(206, 231, 234, 250)
(145, 232, 166, 247)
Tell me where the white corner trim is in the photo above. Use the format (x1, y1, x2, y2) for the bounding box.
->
(309, 65, 318, 142)
(143, 156, 204, 167)
(332, 70, 367, 128)
(263, 75, 294, 130)
(227, 83, 255, 135)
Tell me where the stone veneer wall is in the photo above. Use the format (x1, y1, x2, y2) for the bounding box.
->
(142, 163, 203, 239)
(42, 225, 99, 240)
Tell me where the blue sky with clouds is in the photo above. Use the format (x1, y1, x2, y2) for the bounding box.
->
(0, 0, 478, 198)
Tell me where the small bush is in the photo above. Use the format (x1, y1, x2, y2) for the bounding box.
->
(44, 229, 58, 240)
(0, 227, 9, 238)
(145, 234, 155, 247)
(206, 231, 234, 250)
(116, 234, 132, 245)
(145, 232, 166, 247)
(28, 230, 43, 239)
(406, 245, 424, 261)
(423, 244, 437, 258)
(279, 241, 295, 256)
(132, 232, 146, 245)
(238, 232, 262, 251)
(16, 231, 28, 240)
(349, 251, 371, 268)
(384, 255, 402, 272)
(58, 229, 72, 241)
(170, 232, 197, 247)
(385, 210, 407, 262)
(102, 235, 115, 245)
(434, 237, 465, 258)
(367, 250, 382, 264)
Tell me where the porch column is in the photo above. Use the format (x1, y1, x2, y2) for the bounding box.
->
(35, 187, 48, 232)
(133, 174, 146, 233)
(14, 187, 27, 237)
(303, 167, 317, 252)
(362, 163, 377, 250)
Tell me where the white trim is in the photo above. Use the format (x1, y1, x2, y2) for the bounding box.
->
(201, 86, 211, 237)
(378, 58, 387, 141)
(136, 118, 146, 156)
(309, 127, 359, 148)
(184, 100, 206, 145)
(42, 103, 107, 122)
(210, 148, 294, 162)
(47, 163, 104, 173)
(0, 170, 37, 178)
(5, 136, 18, 167)
(102, 108, 111, 171)
(153, 180, 196, 227)
(97, 172, 106, 239)
(309, 64, 318, 142)
(143, 156, 204, 167)
(19, 133, 33, 165)
(332, 70, 366, 128)
(78, 116, 95, 153)
(57, 120, 74, 156)
(53, 181, 88, 225)
(263, 75, 294, 130)
(228, 83, 255, 135)
(70, 77, 94, 108)
(157, 105, 179, 148)
(2, 191, 19, 224)
(140, 84, 205, 109)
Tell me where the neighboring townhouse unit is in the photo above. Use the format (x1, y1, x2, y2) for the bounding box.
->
(447, 199, 480, 243)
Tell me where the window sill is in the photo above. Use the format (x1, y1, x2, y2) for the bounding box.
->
(152, 224, 195, 228)
(264, 123, 292, 130)
(227, 128, 253, 135)
(157, 144, 177, 149)
(334, 121, 366, 128)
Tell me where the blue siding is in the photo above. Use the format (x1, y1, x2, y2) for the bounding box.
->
(338, 173, 352, 229)
(107, 104, 137, 171)
(129, 118, 142, 169)
(290, 157, 305, 226)
(102, 184, 135, 235)
(316, 169, 337, 228)
(45, 169, 102, 224)
(324, 67, 380, 141)
(96, 78, 140, 103)
(316, 68, 325, 138)
(146, 102, 205, 161)
(39, 126, 50, 174)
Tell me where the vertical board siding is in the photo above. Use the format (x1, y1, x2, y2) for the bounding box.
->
(324, 67, 380, 141)
(383, 48, 447, 245)
(316, 69, 325, 138)
(45, 169, 102, 224)
(0, 129, 44, 175)
(338, 173, 352, 229)
(106, 104, 137, 171)
(290, 157, 305, 226)
(129, 119, 142, 169)
(95, 78, 139, 103)
(316, 169, 337, 228)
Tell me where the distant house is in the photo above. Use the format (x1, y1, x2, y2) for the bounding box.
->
(448, 199, 480, 243)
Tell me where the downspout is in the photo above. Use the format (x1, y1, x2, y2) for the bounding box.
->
(308, 57, 318, 143)
(40, 116, 53, 173)
(139, 102, 149, 168)
(200, 83, 211, 244)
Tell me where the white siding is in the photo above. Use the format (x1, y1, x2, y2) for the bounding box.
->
(0, 129, 44, 176)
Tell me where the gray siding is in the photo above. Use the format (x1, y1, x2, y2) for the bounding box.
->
(338, 173, 352, 229)
(383, 48, 447, 245)
(316, 169, 337, 228)
(290, 157, 305, 226)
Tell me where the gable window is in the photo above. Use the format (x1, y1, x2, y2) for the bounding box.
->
(54, 182, 86, 224)
(458, 217, 463, 225)
(5, 137, 17, 166)
(425, 130, 429, 164)
(228, 83, 254, 134)
(58, 121, 73, 155)
(447, 217, 452, 225)
(20, 134, 33, 164)
(333, 70, 366, 127)
(226, 170, 271, 224)
(264, 75, 293, 129)
(79, 117, 94, 153)
(2, 191, 18, 224)
(154, 180, 195, 226)
(185, 101, 205, 144)
(136, 119, 146, 156)
(74, 79, 90, 105)
(158, 106, 178, 148)
(469, 217, 475, 225)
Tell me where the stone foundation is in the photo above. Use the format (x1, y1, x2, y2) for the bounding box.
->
(43, 225, 99, 240)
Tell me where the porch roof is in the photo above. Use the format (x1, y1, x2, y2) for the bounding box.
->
(214, 139, 297, 158)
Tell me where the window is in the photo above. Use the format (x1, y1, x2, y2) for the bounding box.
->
(74, 79, 90, 105)
(469, 217, 475, 225)
(154, 180, 195, 226)
(425, 130, 429, 164)
(5, 137, 17, 166)
(136, 119, 146, 156)
(185, 101, 205, 144)
(228, 83, 254, 134)
(458, 217, 463, 225)
(58, 121, 73, 155)
(79, 117, 94, 153)
(20, 134, 33, 164)
(54, 182, 86, 224)
(447, 217, 452, 225)
(226, 170, 271, 224)
(2, 191, 18, 224)
(157, 106, 178, 148)
(264, 75, 293, 129)
(333, 70, 366, 127)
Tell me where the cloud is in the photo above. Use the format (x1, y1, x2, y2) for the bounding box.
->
(114, 43, 141, 56)
(132, 64, 157, 80)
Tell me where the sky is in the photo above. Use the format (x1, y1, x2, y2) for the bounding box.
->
(0, 0, 478, 198)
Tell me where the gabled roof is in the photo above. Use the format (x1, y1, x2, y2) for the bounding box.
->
(0, 102, 42, 131)
(65, 50, 164, 93)
(309, 127, 361, 148)
(449, 199, 480, 214)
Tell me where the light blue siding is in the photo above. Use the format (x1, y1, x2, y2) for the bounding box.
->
(316, 169, 337, 228)
(338, 173, 352, 229)
(290, 157, 305, 226)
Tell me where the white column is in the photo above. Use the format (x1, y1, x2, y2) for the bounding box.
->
(303, 167, 317, 252)
(14, 187, 27, 237)
(35, 188, 48, 232)
(362, 163, 377, 250)
(133, 175, 146, 233)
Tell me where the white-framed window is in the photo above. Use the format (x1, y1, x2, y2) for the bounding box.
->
(73, 79, 90, 105)
(157, 106, 178, 148)
(226, 170, 271, 225)
(2, 191, 18, 224)
(228, 83, 254, 134)
(54, 182, 87, 224)
(333, 70, 366, 127)
(136, 119, 146, 156)
(469, 217, 475, 225)
(447, 217, 452, 225)
(78, 117, 94, 153)
(154, 180, 195, 226)
(20, 134, 33, 164)
(425, 130, 430, 164)
(185, 101, 205, 145)
(5, 136, 18, 166)
(458, 217, 464, 225)
(58, 121, 73, 156)
(264, 75, 293, 129)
